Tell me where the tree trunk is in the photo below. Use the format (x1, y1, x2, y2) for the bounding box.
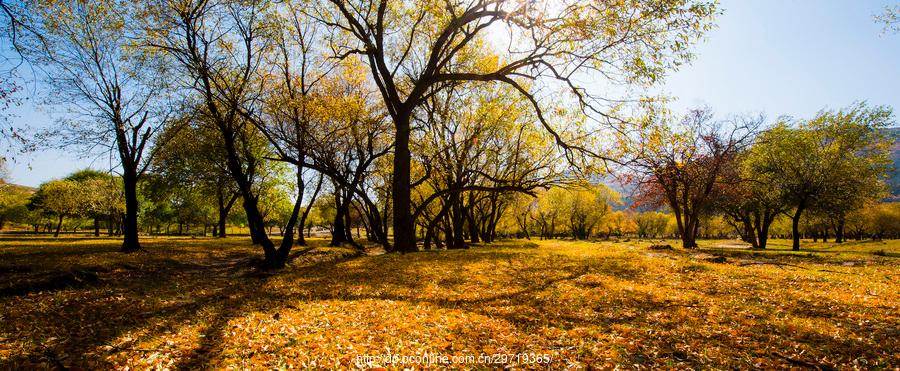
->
(267, 181, 305, 269)
(222, 128, 276, 261)
(742, 212, 758, 248)
(121, 169, 141, 252)
(519, 214, 531, 240)
(359, 197, 388, 246)
(391, 115, 416, 252)
(834, 216, 845, 243)
(54, 215, 64, 238)
(296, 174, 323, 246)
(423, 222, 434, 250)
(428, 201, 452, 249)
(485, 198, 502, 243)
(242, 194, 276, 260)
(330, 192, 348, 246)
(449, 191, 465, 248)
(217, 192, 238, 238)
(466, 207, 480, 244)
(791, 202, 805, 251)
(755, 210, 775, 250)
(681, 215, 698, 249)
(550, 219, 556, 239)
(344, 203, 355, 245)
(94, 217, 100, 237)
(217, 209, 227, 238)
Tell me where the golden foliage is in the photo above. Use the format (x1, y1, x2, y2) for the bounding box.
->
(0, 237, 898, 369)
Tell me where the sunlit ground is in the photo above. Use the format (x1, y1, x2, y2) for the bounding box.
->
(0, 236, 897, 369)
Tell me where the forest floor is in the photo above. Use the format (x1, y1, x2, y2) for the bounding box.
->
(0, 235, 898, 369)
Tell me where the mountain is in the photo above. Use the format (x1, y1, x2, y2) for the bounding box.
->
(0, 182, 36, 194)
(886, 127, 900, 201)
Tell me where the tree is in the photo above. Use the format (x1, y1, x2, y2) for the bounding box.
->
(869, 203, 900, 239)
(295, 63, 391, 247)
(715, 148, 788, 249)
(16, 1, 173, 251)
(748, 104, 894, 250)
(150, 119, 241, 238)
(563, 184, 620, 240)
(250, 4, 331, 247)
(531, 187, 568, 239)
(623, 109, 758, 248)
(317, 0, 718, 252)
(633, 211, 670, 239)
(602, 211, 633, 238)
(0, 181, 32, 230)
(28, 179, 82, 237)
(65, 169, 124, 237)
(145, 0, 298, 267)
(411, 83, 566, 248)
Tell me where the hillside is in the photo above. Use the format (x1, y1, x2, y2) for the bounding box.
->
(887, 127, 900, 200)
(0, 182, 36, 195)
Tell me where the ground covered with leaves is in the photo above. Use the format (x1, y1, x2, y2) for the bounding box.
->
(0, 236, 898, 369)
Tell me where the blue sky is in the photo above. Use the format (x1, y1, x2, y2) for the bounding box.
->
(663, 0, 899, 117)
(4, 0, 900, 187)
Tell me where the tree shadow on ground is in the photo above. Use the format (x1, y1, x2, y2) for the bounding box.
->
(0, 239, 897, 369)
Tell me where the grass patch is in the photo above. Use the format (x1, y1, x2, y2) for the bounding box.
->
(0, 236, 897, 369)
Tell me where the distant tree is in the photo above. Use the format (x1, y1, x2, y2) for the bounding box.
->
(508, 194, 536, 240)
(255, 168, 296, 237)
(413, 84, 565, 248)
(747, 104, 893, 250)
(633, 211, 670, 239)
(869, 203, 900, 239)
(311, 191, 338, 237)
(150, 121, 240, 238)
(715, 148, 788, 249)
(843, 202, 900, 241)
(602, 211, 632, 239)
(64, 169, 123, 237)
(622, 109, 759, 248)
(295, 64, 391, 247)
(531, 187, 568, 240)
(0, 183, 31, 230)
(563, 184, 620, 240)
(28, 179, 81, 237)
(252, 4, 329, 246)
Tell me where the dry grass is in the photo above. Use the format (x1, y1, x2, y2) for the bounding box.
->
(0, 235, 897, 369)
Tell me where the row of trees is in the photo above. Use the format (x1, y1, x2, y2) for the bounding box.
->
(8, 169, 900, 244)
(0, 166, 326, 238)
(0, 170, 122, 236)
(504, 190, 900, 243)
(619, 103, 894, 250)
